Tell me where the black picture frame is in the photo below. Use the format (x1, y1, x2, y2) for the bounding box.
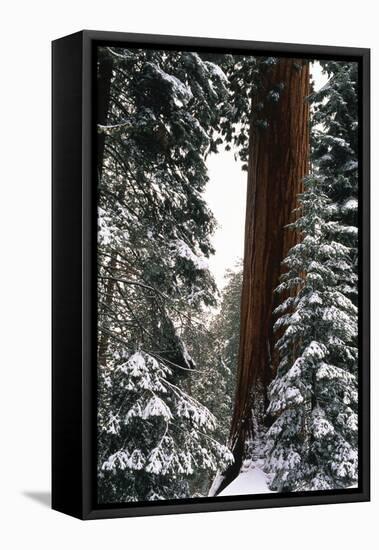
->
(52, 30, 370, 520)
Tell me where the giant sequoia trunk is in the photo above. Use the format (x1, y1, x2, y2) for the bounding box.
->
(217, 58, 310, 493)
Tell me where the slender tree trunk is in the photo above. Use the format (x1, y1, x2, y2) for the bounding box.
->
(217, 58, 310, 493)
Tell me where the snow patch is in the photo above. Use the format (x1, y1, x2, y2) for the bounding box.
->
(174, 239, 209, 270)
(218, 463, 274, 497)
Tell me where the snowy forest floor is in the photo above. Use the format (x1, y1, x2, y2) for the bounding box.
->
(217, 456, 358, 496)
(218, 458, 275, 497)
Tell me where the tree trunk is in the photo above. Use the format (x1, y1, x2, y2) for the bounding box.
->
(218, 58, 310, 493)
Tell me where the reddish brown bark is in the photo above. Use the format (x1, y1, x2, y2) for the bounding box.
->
(219, 59, 310, 491)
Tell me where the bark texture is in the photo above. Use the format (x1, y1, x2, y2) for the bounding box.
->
(219, 58, 310, 493)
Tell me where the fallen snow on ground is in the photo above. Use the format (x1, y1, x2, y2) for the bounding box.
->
(218, 458, 359, 496)
(219, 459, 275, 497)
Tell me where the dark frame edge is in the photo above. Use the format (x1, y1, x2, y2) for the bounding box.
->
(82, 29, 369, 58)
(360, 47, 370, 502)
(84, 492, 369, 520)
(52, 30, 86, 520)
(82, 30, 95, 520)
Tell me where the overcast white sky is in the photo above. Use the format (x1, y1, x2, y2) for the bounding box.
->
(204, 62, 328, 290)
(204, 146, 246, 289)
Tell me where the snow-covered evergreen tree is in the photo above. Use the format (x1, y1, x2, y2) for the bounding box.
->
(214, 265, 244, 385)
(99, 350, 232, 502)
(217, 55, 280, 171)
(312, 61, 358, 206)
(96, 47, 234, 502)
(312, 61, 358, 276)
(264, 176, 358, 491)
(190, 265, 243, 445)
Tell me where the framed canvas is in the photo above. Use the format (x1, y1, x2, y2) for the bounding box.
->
(52, 30, 370, 520)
